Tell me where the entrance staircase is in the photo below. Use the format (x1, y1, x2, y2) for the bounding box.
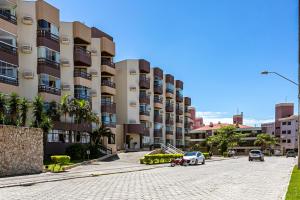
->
(160, 143, 184, 154)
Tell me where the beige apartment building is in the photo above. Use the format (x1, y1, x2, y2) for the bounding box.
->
(0, 0, 194, 155)
(115, 60, 191, 151)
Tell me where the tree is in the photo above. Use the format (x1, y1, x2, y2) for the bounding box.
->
(254, 133, 278, 151)
(60, 94, 70, 126)
(90, 124, 113, 146)
(31, 96, 44, 128)
(207, 125, 245, 154)
(0, 93, 7, 124)
(19, 97, 30, 126)
(46, 101, 60, 121)
(7, 92, 20, 125)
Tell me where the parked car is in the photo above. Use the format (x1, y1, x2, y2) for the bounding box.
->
(183, 151, 205, 165)
(286, 150, 297, 158)
(274, 150, 281, 156)
(249, 150, 264, 161)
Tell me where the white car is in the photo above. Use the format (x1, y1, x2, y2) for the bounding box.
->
(183, 151, 205, 165)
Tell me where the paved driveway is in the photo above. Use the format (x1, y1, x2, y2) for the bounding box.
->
(0, 156, 296, 200)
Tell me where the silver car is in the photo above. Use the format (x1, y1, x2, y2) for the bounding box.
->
(249, 150, 264, 161)
(183, 151, 205, 165)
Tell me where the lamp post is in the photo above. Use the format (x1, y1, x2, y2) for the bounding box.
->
(261, 71, 300, 169)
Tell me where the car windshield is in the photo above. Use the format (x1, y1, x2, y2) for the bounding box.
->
(250, 150, 261, 154)
(184, 152, 197, 156)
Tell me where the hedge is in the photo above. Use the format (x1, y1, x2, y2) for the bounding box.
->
(51, 155, 71, 165)
(203, 153, 210, 159)
(141, 154, 183, 165)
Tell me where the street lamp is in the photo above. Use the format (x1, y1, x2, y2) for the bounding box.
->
(261, 70, 300, 169)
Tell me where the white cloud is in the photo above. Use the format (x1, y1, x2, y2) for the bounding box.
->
(196, 111, 274, 127)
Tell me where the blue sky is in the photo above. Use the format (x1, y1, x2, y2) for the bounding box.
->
(47, 0, 298, 126)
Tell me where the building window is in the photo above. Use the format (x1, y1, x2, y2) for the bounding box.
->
(154, 123, 162, 130)
(166, 82, 174, 93)
(74, 85, 90, 100)
(287, 139, 291, 143)
(0, 61, 17, 80)
(282, 130, 286, 134)
(154, 77, 162, 87)
(38, 46, 60, 63)
(287, 130, 291, 134)
(48, 130, 68, 143)
(38, 19, 59, 36)
(39, 74, 61, 89)
(282, 139, 286, 143)
(288, 121, 292, 125)
(282, 122, 286, 125)
(108, 134, 115, 144)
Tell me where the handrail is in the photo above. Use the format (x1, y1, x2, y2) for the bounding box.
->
(38, 85, 61, 95)
(101, 80, 116, 88)
(74, 70, 92, 80)
(101, 58, 115, 68)
(38, 58, 60, 70)
(98, 144, 112, 155)
(37, 29, 59, 42)
(0, 9, 17, 24)
(0, 41, 17, 55)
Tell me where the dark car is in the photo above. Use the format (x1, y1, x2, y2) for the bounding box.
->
(286, 150, 297, 158)
(249, 150, 264, 161)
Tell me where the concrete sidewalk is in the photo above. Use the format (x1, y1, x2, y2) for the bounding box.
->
(0, 155, 234, 189)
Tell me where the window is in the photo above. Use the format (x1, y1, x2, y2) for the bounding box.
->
(287, 130, 291, 134)
(282, 139, 286, 143)
(101, 113, 116, 125)
(39, 74, 61, 89)
(38, 47, 60, 63)
(0, 61, 17, 80)
(282, 130, 286, 134)
(166, 125, 173, 132)
(288, 122, 292, 125)
(154, 123, 162, 130)
(38, 19, 59, 36)
(140, 103, 150, 115)
(108, 134, 115, 144)
(48, 130, 68, 143)
(287, 139, 291, 143)
(166, 82, 174, 93)
(154, 77, 162, 87)
(282, 122, 287, 125)
(74, 85, 90, 100)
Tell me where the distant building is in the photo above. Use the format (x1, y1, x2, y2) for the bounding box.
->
(193, 117, 204, 129)
(233, 112, 243, 125)
(261, 103, 298, 154)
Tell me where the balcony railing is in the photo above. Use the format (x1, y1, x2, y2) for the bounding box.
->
(74, 93, 90, 101)
(74, 70, 92, 80)
(154, 115, 163, 123)
(154, 83, 163, 94)
(101, 58, 115, 68)
(166, 103, 174, 112)
(176, 107, 183, 115)
(139, 75, 150, 89)
(102, 121, 116, 128)
(140, 110, 150, 116)
(166, 118, 174, 125)
(176, 117, 183, 123)
(101, 101, 116, 113)
(101, 80, 116, 88)
(139, 93, 150, 104)
(0, 9, 17, 24)
(38, 85, 61, 96)
(154, 96, 163, 104)
(0, 41, 17, 56)
(166, 88, 174, 94)
(154, 129, 163, 137)
(38, 58, 60, 70)
(74, 46, 91, 66)
(0, 75, 18, 86)
(37, 29, 59, 43)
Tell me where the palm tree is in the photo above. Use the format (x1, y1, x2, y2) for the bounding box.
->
(254, 133, 278, 151)
(0, 93, 7, 125)
(90, 124, 113, 146)
(46, 101, 60, 121)
(19, 97, 30, 126)
(60, 94, 70, 126)
(7, 92, 20, 126)
(31, 96, 44, 128)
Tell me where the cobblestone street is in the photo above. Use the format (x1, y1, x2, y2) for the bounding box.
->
(0, 156, 296, 200)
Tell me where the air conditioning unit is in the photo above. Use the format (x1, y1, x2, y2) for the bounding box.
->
(90, 69, 98, 76)
(91, 49, 97, 55)
(159, 110, 164, 114)
(61, 84, 71, 91)
(129, 70, 137, 75)
(90, 89, 97, 97)
(130, 87, 136, 91)
(171, 113, 175, 117)
(147, 91, 152, 95)
(20, 44, 32, 54)
(60, 36, 70, 45)
(130, 102, 137, 107)
(60, 60, 70, 67)
(129, 120, 136, 124)
(22, 71, 34, 79)
(22, 16, 33, 25)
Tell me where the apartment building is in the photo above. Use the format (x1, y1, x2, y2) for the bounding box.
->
(262, 103, 298, 154)
(0, 0, 118, 156)
(115, 60, 191, 151)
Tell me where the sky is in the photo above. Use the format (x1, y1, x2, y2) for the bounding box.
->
(47, 0, 298, 126)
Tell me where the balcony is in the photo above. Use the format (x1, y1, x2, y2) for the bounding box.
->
(74, 93, 90, 101)
(74, 70, 92, 80)
(103, 121, 116, 128)
(38, 85, 61, 96)
(53, 121, 92, 132)
(176, 117, 183, 124)
(165, 103, 174, 112)
(125, 124, 144, 135)
(176, 133, 183, 139)
(184, 97, 191, 106)
(37, 58, 60, 78)
(143, 128, 150, 136)
(101, 80, 116, 95)
(0, 75, 18, 86)
(139, 93, 150, 104)
(139, 75, 150, 89)
(37, 30, 60, 51)
(74, 46, 91, 66)
(101, 58, 116, 75)
(176, 107, 183, 115)
(154, 83, 163, 94)
(154, 96, 163, 109)
(176, 92, 183, 102)
(101, 36, 115, 56)
(0, 41, 18, 65)
(166, 118, 174, 125)
(140, 110, 150, 121)
(166, 88, 174, 98)
(101, 101, 116, 114)
(154, 115, 163, 123)
(0, 9, 16, 25)
(154, 129, 163, 137)
(166, 129, 173, 135)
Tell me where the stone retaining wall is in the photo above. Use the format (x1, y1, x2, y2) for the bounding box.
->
(0, 125, 43, 177)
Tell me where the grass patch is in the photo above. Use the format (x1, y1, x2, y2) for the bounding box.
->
(285, 166, 300, 200)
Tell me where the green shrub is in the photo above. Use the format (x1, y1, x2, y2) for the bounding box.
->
(66, 144, 87, 160)
(203, 153, 211, 159)
(142, 154, 183, 165)
(223, 152, 228, 157)
(50, 155, 71, 165)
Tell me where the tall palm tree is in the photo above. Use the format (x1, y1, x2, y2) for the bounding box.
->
(0, 93, 7, 125)
(90, 124, 113, 146)
(19, 97, 30, 126)
(60, 94, 70, 125)
(7, 92, 20, 126)
(254, 133, 278, 151)
(31, 96, 44, 128)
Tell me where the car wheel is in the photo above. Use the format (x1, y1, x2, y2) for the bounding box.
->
(202, 159, 205, 165)
(249, 158, 251, 161)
